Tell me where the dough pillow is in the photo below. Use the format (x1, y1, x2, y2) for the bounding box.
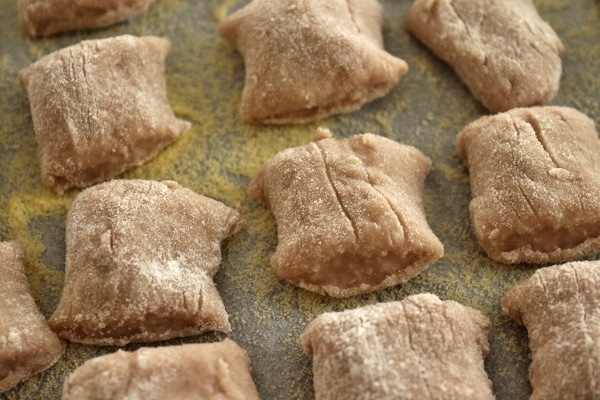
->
(502, 261, 600, 400)
(457, 106, 600, 264)
(18, 0, 155, 37)
(19, 35, 190, 194)
(249, 128, 443, 297)
(0, 241, 65, 393)
(219, 0, 408, 124)
(301, 294, 494, 399)
(62, 339, 261, 400)
(49, 180, 243, 345)
(406, 0, 563, 113)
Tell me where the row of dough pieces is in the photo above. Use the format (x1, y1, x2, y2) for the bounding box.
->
(17, 0, 564, 194)
(2, 234, 599, 399)
(18, 0, 564, 120)
(3, 103, 600, 397)
(3, 107, 599, 397)
(9, 2, 589, 398)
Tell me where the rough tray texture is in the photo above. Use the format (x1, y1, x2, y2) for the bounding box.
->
(219, 0, 408, 124)
(0, 241, 66, 393)
(249, 128, 443, 297)
(457, 106, 600, 264)
(406, 0, 563, 113)
(502, 261, 600, 400)
(62, 339, 261, 400)
(18, 0, 155, 37)
(18, 35, 191, 194)
(49, 180, 244, 346)
(301, 293, 493, 400)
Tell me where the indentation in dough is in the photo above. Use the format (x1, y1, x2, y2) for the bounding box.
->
(249, 128, 443, 297)
(406, 0, 563, 113)
(457, 106, 600, 264)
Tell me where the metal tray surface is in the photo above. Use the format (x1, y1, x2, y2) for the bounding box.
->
(0, 0, 599, 399)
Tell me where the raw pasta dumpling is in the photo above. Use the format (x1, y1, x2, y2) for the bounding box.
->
(301, 294, 494, 399)
(19, 35, 190, 194)
(0, 241, 65, 393)
(48, 180, 243, 346)
(219, 0, 408, 124)
(457, 106, 600, 264)
(249, 127, 443, 297)
(18, 0, 155, 37)
(406, 0, 563, 113)
(502, 261, 600, 400)
(62, 339, 261, 400)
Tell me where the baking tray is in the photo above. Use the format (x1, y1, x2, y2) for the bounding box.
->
(1, 0, 599, 398)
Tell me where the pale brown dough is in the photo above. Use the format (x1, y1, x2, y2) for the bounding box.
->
(49, 180, 244, 346)
(62, 339, 261, 400)
(502, 261, 600, 400)
(457, 106, 600, 264)
(18, 0, 155, 37)
(249, 128, 443, 297)
(19, 35, 190, 194)
(406, 0, 563, 113)
(0, 241, 66, 393)
(301, 294, 494, 400)
(219, 0, 408, 124)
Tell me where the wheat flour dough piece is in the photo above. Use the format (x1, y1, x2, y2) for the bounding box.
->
(406, 0, 563, 113)
(218, 0, 408, 124)
(301, 293, 493, 400)
(457, 106, 600, 264)
(502, 261, 600, 400)
(48, 180, 243, 346)
(0, 241, 66, 393)
(18, 35, 190, 194)
(249, 128, 443, 298)
(18, 0, 155, 37)
(62, 339, 261, 400)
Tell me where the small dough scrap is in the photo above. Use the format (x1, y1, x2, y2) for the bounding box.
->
(219, 0, 408, 124)
(62, 339, 261, 400)
(19, 35, 191, 194)
(502, 261, 600, 400)
(457, 106, 600, 264)
(301, 294, 493, 400)
(406, 0, 563, 113)
(49, 180, 243, 346)
(0, 241, 66, 393)
(249, 128, 443, 297)
(18, 0, 155, 37)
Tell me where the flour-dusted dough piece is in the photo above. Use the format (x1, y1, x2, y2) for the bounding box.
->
(18, 35, 190, 194)
(62, 339, 260, 400)
(502, 261, 600, 400)
(18, 0, 155, 37)
(0, 241, 66, 393)
(219, 0, 408, 124)
(249, 128, 443, 297)
(301, 294, 493, 400)
(457, 106, 600, 264)
(48, 180, 243, 346)
(406, 0, 563, 113)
